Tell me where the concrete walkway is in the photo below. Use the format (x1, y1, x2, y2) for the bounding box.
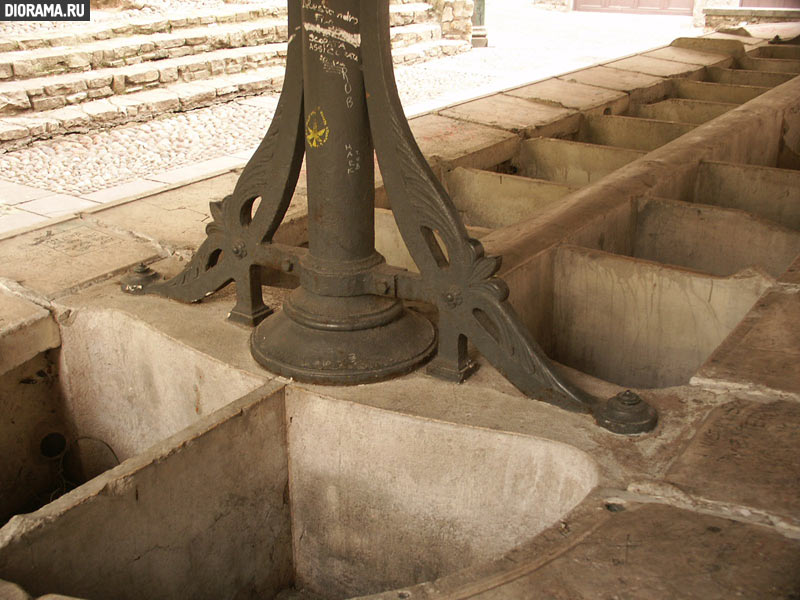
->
(0, 1, 703, 236)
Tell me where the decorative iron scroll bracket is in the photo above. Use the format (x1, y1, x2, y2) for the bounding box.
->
(127, 0, 657, 435)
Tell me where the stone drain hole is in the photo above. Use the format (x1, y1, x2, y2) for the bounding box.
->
(39, 432, 67, 460)
(17, 433, 121, 523)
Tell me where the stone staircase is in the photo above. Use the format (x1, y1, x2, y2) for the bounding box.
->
(0, 0, 471, 150)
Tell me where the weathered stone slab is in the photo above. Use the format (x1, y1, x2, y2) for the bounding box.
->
(0, 288, 60, 374)
(607, 55, 702, 78)
(505, 78, 628, 113)
(693, 289, 800, 398)
(0, 90, 31, 114)
(408, 114, 520, 170)
(439, 94, 576, 137)
(671, 36, 747, 58)
(0, 180, 52, 205)
(89, 172, 239, 250)
(0, 120, 28, 141)
(559, 65, 668, 104)
(16, 194, 99, 218)
(483, 504, 800, 599)
(667, 398, 800, 523)
(645, 46, 731, 67)
(0, 206, 48, 235)
(0, 221, 159, 298)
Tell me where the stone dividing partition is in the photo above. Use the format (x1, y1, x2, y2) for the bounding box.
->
(0, 386, 293, 600)
(0, 384, 598, 600)
(286, 388, 598, 599)
(0, 307, 266, 526)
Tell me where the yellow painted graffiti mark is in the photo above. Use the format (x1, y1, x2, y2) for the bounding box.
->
(305, 107, 330, 148)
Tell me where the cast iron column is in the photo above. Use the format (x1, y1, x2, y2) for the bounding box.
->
(132, 0, 658, 434)
(249, 0, 437, 383)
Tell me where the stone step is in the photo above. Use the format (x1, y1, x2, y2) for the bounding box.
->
(390, 23, 442, 49)
(392, 38, 471, 65)
(0, 29, 467, 116)
(0, 15, 444, 83)
(389, 2, 437, 26)
(0, 3, 288, 52)
(0, 18, 289, 82)
(0, 43, 288, 115)
(0, 64, 285, 149)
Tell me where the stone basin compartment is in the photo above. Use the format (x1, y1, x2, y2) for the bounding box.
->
(0, 308, 266, 527)
(0, 382, 599, 600)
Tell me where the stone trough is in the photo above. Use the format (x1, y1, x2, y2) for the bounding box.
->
(0, 27, 798, 600)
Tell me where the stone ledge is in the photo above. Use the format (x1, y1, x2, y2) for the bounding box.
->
(704, 7, 800, 19)
(0, 288, 60, 374)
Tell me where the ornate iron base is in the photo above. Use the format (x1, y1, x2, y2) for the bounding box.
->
(251, 299, 435, 384)
(127, 0, 659, 435)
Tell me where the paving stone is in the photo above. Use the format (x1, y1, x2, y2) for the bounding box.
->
(666, 398, 800, 523)
(146, 155, 243, 185)
(0, 220, 159, 298)
(0, 90, 31, 114)
(694, 289, 800, 397)
(490, 503, 800, 599)
(159, 66, 179, 83)
(81, 178, 167, 204)
(561, 65, 662, 91)
(505, 78, 628, 113)
(45, 106, 90, 129)
(0, 206, 48, 235)
(43, 79, 87, 97)
(606, 55, 702, 78)
(87, 86, 114, 100)
(0, 120, 29, 141)
(440, 94, 577, 137)
(31, 96, 65, 111)
(81, 99, 123, 121)
(89, 172, 240, 249)
(65, 92, 88, 104)
(0, 115, 57, 138)
(16, 193, 99, 217)
(106, 95, 143, 117)
(0, 180, 52, 205)
(0, 287, 60, 374)
(125, 67, 160, 85)
(173, 82, 217, 110)
(134, 88, 180, 113)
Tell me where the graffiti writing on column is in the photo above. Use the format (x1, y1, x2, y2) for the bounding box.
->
(345, 143, 361, 174)
(303, 0, 360, 110)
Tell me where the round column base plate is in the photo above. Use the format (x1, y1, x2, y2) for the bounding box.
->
(250, 306, 437, 385)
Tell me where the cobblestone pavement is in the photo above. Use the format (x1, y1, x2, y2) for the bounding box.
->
(0, 0, 703, 205)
